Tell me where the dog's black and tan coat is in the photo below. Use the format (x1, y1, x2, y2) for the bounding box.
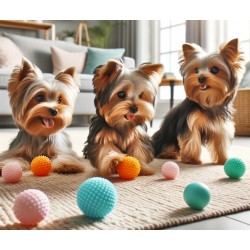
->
(84, 59, 164, 176)
(153, 39, 243, 165)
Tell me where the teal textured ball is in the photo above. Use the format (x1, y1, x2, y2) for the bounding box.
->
(77, 177, 117, 219)
(183, 182, 211, 210)
(224, 158, 246, 179)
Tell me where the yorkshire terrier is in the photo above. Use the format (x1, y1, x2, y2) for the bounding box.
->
(153, 38, 243, 165)
(83, 59, 164, 176)
(0, 57, 85, 174)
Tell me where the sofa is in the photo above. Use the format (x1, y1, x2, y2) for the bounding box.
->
(0, 32, 135, 121)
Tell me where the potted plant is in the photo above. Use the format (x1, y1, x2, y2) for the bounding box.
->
(62, 30, 76, 43)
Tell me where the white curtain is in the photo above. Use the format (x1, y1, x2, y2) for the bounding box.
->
(186, 20, 227, 53)
(136, 20, 160, 66)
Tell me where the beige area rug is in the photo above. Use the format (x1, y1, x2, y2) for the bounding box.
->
(0, 127, 250, 230)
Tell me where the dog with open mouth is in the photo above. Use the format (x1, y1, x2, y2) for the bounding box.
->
(83, 59, 164, 176)
(153, 39, 243, 165)
(0, 57, 85, 174)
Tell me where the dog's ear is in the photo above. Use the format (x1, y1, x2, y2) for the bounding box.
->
(19, 57, 36, 81)
(8, 57, 42, 97)
(55, 67, 79, 89)
(182, 43, 203, 60)
(220, 38, 238, 61)
(138, 63, 164, 87)
(93, 59, 124, 93)
(220, 38, 243, 70)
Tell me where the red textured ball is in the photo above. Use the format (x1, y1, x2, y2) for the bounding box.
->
(2, 162, 22, 183)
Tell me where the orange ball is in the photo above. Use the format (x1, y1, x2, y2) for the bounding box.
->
(117, 156, 141, 180)
(30, 156, 52, 176)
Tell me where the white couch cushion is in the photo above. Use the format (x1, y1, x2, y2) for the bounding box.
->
(0, 37, 22, 68)
(0, 68, 12, 88)
(51, 46, 87, 75)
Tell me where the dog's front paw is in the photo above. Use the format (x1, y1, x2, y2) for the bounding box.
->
(157, 146, 179, 159)
(99, 152, 126, 176)
(139, 162, 155, 176)
(215, 158, 227, 165)
(52, 155, 85, 174)
(181, 158, 202, 165)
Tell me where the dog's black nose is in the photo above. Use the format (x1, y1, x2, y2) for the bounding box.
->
(198, 76, 206, 83)
(130, 106, 138, 113)
(49, 108, 58, 116)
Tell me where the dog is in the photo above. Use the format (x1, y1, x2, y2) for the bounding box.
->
(153, 38, 243, 165)
(0, 57, 85, 174)
(83, 59, 164, 176)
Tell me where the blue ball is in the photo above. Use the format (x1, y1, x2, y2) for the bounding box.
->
(76, 177, 117, 219)
(183, 182, 211, 210)
(224, 157, 246, 179)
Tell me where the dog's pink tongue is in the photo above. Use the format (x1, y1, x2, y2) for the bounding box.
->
(125, 113, 135, 121)
(42, 118, 54, 128)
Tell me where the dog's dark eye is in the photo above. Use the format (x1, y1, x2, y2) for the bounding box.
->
(139, 92, 144, 99)
(117, 91, 126, 99)
(36, 94, 45, 102)
(211, 66, 219, 74)
(58, 96, 62, 103)
(195, 68, 200, 73)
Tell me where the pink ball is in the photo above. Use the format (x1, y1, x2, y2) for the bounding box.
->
(13, 189, 50, 226)
(2, 162, 22, 183)
(161, 161, 180, 180)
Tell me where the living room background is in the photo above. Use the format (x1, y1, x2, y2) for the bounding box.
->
(1, 20, 250, 122)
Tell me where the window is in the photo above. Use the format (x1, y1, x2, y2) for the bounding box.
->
(160, 20, 186, 77)
(224, 20, 250, 61)
(159, 20, 186, 102)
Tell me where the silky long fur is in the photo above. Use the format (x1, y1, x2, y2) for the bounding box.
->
(0, 57, 85, 174)
(84, 59, 164, 176)
(153, 39, 243, 164)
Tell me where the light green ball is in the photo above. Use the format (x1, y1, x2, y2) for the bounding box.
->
(224, 158, 246, 179)
(183, 182, 211, 210)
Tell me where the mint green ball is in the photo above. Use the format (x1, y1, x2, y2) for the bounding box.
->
(183, 182, 211, 210)
(224, 158, 246, 179)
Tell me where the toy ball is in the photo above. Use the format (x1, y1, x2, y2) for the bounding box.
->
(77, 177, 117, 220)
(2, 162, 22, 183)
(30, 155, 52, 176)
(13, 189, 50, 226)
(161, 161, 180, 180)
(117, 156, 141, 180)
(224, 157, 246, 179)
(183, 182, 211, 210)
